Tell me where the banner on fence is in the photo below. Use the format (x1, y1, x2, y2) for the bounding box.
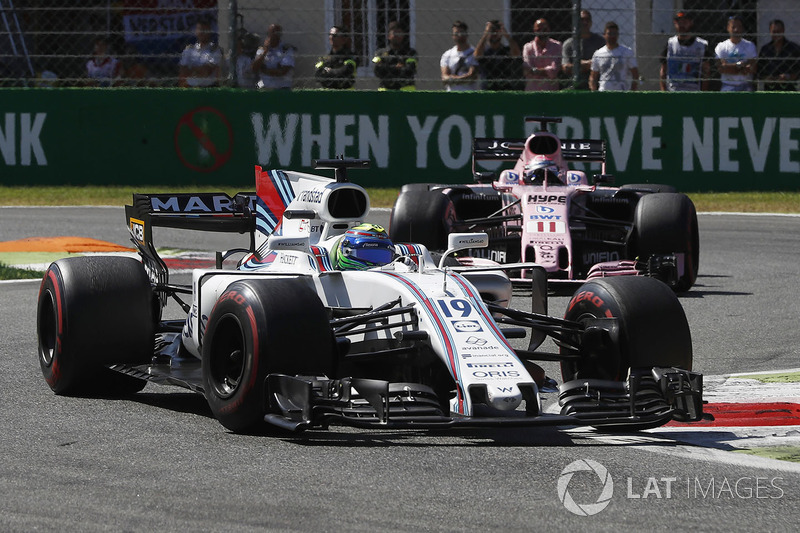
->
(0, 89, 798, 191)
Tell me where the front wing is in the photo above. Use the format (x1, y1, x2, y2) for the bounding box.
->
(264, 367, 704, 431)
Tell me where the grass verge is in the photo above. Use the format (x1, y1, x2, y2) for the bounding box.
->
(0, 262, 44, 280)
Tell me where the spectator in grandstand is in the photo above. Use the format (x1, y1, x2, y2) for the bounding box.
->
(121, 45, 151, 87)
(473, 19, 523, 91)
(315, 25, 358, 89)
(440, 20, 479, 91)
(561, 9, 605, 90)
(758, 19, 800, 91)
(233, 31, 259, 89)
(178, 18, 223, 88)
(86, 36, 122, 87)
(252, 24, 295, 90)
(522, 18, 562, 91)
(372, 21, 418, 91)
(590, 21, 638, 91)
(660, 11, 712, 91)
(715, 15, 757, 92)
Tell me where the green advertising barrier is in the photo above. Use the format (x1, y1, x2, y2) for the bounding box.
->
(1, 88, 799, 191)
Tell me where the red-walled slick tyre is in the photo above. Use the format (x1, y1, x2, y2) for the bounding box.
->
(37, 256, 155, 396)
(201, 278, 334, 433)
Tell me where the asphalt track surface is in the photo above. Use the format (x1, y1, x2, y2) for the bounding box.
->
(1, 207, 800, 532)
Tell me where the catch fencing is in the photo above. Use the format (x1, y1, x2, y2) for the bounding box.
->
(1, 1, 798, 90)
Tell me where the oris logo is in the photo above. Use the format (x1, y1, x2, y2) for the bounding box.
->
(472, 370, 520, 378)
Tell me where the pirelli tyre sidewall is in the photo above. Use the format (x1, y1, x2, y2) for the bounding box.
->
(202, 278, 334, 433)
(634, 192, 699, 292)
(37, 256, 155, 395)
(561, 276, 692, 381)
(390, 189, 455, 251)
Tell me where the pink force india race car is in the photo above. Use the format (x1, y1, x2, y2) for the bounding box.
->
(389, 117, 699, 292)
(36, 158, 705, 434)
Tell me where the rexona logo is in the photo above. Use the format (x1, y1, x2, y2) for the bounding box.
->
(451, 320, 482, 332)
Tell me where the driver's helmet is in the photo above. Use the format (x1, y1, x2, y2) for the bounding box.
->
(523, 155, 561, 184)
(333, 223, 395, 270)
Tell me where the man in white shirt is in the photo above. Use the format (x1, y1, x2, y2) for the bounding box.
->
(589, 21, 638, 91)
(715, 15, 757, 92)
(251, 24, 295, 90)
(178, 19, 222, 88)
(440, 20, 479, 91)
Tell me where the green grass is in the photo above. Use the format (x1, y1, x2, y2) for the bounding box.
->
(737, 371, 800, 383)
(0, 185, 798, 212)
(0, 262, 43, 279)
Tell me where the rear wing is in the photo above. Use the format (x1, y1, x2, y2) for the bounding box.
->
(473, 137, 607, 163)
(126, 192, 257, 236)
(125, 192, 257, 306)
(559, 139, 606, 163)
(472, 137, 607, 180)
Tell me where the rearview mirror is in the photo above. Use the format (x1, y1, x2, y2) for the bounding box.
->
(439, 233, 488, 269)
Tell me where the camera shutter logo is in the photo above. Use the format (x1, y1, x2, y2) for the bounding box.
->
(557, 459, 613, 516)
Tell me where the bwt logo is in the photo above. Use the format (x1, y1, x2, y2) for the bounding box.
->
(535, 205, 555, 213)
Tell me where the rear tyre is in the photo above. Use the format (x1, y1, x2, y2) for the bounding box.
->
(560, 276, 691, 382)
(620, 183, 677, 193)
(37, 257, 155, 396)
(390, 189, 455, 251)
(634, 193, 699, 292)
(398, 183, 440, 193)
(202, 278, 335, 433)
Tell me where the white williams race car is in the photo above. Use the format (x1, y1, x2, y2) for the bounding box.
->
(37, 159, 705, 433)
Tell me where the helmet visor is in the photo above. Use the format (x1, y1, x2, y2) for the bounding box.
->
(342, 245, 394, 266)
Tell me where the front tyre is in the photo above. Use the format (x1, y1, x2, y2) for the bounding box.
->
(202, 278, 334, 433)
(560, 276, 692, 382)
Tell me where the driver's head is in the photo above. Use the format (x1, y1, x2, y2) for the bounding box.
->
(523, 155, 560, 184)
(334, 223, 395, 270)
